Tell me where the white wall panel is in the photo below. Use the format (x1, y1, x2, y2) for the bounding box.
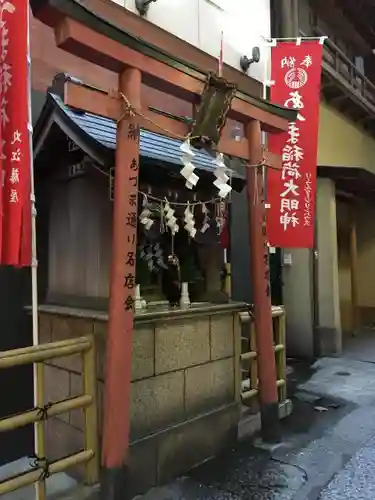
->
(123, 0, 271, 83)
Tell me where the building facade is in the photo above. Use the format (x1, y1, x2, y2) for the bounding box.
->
(31, 0, 272, 101)
(272, 0, 375, 357)
(119, 0, 271, 83)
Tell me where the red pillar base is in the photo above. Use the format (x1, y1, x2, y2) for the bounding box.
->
(100, 466, 130, 500)
(260, 401, 281, 443)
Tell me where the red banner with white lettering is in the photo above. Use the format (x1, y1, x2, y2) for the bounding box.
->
(0, 0, 31, 266)
(267, 41, 323, 248)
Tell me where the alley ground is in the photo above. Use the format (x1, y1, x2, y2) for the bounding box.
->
(5, 329, 375, 500)
(132, 327, 375, 500)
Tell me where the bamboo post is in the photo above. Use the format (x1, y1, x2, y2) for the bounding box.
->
(225, 261, 231, 297)
(0, 336, 100, 497)
(83, 336, 99, 484)
(250, 321, 258, 398)
(27, 4, 44, 498)
(233, 312, 242, 404)
(350, 206, 359, 335)
(35, 362, 46, 500)
(0, 340, 91, 368)
(275, 311, 287, 402)
(0, 395, 92, 432)
(0, 450, 94, 496)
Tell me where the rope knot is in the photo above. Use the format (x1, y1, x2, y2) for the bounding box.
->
(118, 92, 136, 123)
(29, 455, 50, 482)
(36, 402, 53, 421)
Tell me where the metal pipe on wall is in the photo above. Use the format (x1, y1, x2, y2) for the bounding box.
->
(273, 0, 319, 357)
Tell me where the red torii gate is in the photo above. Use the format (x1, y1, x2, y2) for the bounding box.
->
(30, 0, 296, 497)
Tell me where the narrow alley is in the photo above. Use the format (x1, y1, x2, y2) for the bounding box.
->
(133, 338, 375, 500)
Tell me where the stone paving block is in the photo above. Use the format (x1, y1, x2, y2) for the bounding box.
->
(301, 358, 375, 405)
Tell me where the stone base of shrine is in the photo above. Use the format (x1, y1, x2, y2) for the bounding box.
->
(127, 403, 239, 496)
(36, 301, 245, 497)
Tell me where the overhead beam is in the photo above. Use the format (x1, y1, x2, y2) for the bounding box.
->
(63, 81, 282, 168)
(63, 81, 252, 159)
(54, 18, 291, 134)
(310, 0, 371, 53)
(335, 0, 375, 47)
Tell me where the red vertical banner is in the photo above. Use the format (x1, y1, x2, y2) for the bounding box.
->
(0, 0, 31, 266)
(267, 41, 324, 248)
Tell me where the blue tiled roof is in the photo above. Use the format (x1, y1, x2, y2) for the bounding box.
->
(51, 93, 238, 177)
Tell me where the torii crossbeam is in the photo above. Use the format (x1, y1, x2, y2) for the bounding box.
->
(30, 0, 296, 498)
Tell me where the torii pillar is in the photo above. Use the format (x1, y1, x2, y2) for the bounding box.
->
(29, 1, 296, 497)
(247, 120, 280, 441)
(101, 67, 142, 495)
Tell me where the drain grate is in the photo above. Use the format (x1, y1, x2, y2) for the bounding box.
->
(335, 371, 351, 376)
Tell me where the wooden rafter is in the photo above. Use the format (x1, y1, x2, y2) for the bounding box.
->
(61, 79, 282, 167)
(63, 80, 251, 159)
(337, 0, 375, 35)
(310, 0, 372, 53)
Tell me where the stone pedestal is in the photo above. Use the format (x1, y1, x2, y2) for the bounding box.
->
(37, 302, 244, 498)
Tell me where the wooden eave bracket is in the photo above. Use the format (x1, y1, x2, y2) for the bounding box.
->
(62, 80, 244, 157)
(262, 149, 282, 171)
(61, 79, 285, 170)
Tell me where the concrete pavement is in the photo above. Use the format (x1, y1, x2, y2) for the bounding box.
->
(134, 354, 375, 500)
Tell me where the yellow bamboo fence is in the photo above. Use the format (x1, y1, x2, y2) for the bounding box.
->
(238, 306, 287, 409)
(0, 335, 99, 499)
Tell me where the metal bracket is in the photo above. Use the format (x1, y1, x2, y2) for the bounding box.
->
(135, 0, 157, 16)
(240, 47, 261, 73)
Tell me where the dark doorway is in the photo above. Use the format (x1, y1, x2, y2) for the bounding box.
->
(270, 248, 283, 305)
(0, 89, 47, 466)
(0, 267, 33, 466)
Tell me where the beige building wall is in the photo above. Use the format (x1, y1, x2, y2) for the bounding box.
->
(336, 199, 375, 331)
(318, 102, 375, 172)
(284, 101, 375, 357)
(282, 248, 313, 357)
(356, 201, 375, 324)
(336, 200, 352, 334)
(335, 198, 375, 334)
(316, 178, 341, 353)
